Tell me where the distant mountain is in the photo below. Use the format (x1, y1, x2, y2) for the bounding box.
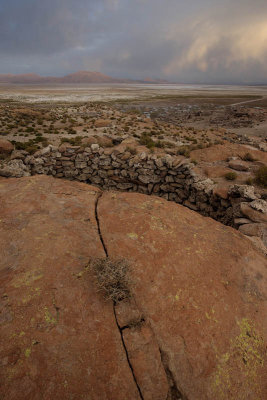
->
(56, 71, 128, 84)
(0, 71, 169, 84)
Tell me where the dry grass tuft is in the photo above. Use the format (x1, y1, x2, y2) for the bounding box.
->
(254, 165, 267, 188)
(90, 258, 133, 303)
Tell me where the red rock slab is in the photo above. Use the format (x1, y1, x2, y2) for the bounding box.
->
(0, 176, 140, 400)
(190, 143, 267, 164)
(98, 191, 267, 400)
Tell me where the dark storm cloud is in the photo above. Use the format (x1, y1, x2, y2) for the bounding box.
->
(0, 0, 106, 54)
(0, 0, 267, 83)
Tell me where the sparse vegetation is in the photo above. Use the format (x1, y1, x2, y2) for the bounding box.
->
(177, 146, 190, 158)
(139, 133, 155, 149)
(254, 166, 267, 188)
(61, 136, 83, 146)
(0, 91, 266, 191)
(11, 140, 41, 154)
(90, 258, 133, 303)
(224, 172, 237, 181)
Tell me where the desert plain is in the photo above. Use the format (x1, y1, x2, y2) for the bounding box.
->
(0, 83, 266, 190)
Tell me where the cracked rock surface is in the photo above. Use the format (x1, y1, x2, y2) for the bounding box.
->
(0, 175, 266, 400)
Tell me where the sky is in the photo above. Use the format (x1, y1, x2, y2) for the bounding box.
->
(0, 0, 267, 83)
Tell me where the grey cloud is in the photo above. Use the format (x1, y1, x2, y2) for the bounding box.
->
(0, 0, 103, 55)
(0, 0, 267, 83)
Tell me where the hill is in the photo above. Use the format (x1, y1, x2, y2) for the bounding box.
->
(0, 71, 169, 84)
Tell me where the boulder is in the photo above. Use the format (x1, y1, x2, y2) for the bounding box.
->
(250, 199, 267, 214)
(0, 175, 266, 400)
(234, 217, 251, 225)
(240, 202, 267, 223)
(229, 184, 257, 200)
(82, 136, 98, 146)
(213, 185, 229, 200)
(228, 159, 249, 171)
(239, 222, 266, 237)
(0, 139, 14, 155)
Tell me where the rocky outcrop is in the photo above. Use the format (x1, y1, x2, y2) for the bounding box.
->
(0, 143, 266, 252)
(0, 159, 30, 177)
(0, 175, 266, 400)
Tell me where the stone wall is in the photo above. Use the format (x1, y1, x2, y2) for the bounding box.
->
(1, 143, 266, 253)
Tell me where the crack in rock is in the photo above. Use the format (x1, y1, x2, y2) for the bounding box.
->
(95, 191, 187, 400)
(95, 191, 144, 400)
(160, 349, 186, 400)
(95, 192, 108, 257)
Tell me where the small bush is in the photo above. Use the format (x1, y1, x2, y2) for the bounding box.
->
(139, 133, 155, 149)
(177, 146, 190, 158)
(224, 172, 237, 181)
(254, 166, 267, 188)
(90, 258, 132, 303)
(61, 136, 82, 146)
(34, 136, 46, 143)
(26, 127, 34, 133)
(155, 140, 164, 148)
(12, 140, 39, 154)
(26, 145, 39, 154)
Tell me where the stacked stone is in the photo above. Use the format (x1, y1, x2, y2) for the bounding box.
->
(1, 143, 266, 253)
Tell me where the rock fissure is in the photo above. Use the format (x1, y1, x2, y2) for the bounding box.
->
(95, 191, 108, 258)
(159, 349, 185, 400)
(113, 305, 145, 400)
(95, 192, 144, 400)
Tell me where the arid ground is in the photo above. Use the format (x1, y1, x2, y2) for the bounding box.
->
(0, 83, 266, 190)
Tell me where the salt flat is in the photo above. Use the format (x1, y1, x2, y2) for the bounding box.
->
(1, 83, 267, 104)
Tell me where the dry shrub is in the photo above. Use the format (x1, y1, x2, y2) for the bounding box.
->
(254, 165, 267, 188)
(90, 258, 132, 303)
(224, 172, 237, 181)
